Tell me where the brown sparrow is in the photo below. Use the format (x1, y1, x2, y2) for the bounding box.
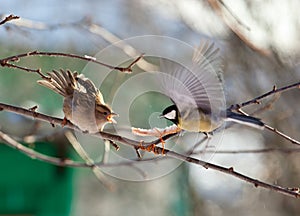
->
(38, 69, 117, 133)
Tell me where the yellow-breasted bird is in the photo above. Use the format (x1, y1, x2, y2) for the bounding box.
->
(159, 42, 264, 134)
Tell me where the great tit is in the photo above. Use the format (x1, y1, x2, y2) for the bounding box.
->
(159, 41, 264, 133)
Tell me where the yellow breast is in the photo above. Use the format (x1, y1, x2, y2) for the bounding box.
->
(178, 112, 219, 133)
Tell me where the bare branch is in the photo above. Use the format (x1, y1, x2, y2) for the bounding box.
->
(0, 130, 86, 168)
(0, 102, 66, 127)
(231, 81, 300, 109)
(0, 14, 20, 26)
(78, 19, 156, 72)
(0, 128, 164, 173)
(164, 147, 299, 198)
(237, 109, 300, 146)
(0, 61, 49, 79)
(5, 16, 156, 72)
(264, 124, 300, 146)
(0, 101, 299, 198)
(64, 130, 116, 190)
(207, 0, 271, 56)
(229, 83, 300, 146)
(0, 102, 174, 149)
(217, 0, 250, 31)
(0, 51, 143, 75)
(194, 148, 300, 154)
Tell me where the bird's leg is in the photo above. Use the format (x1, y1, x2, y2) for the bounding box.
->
(201, 131, 215, 153)
(134, 146, 142, 159)
(203, 131, 213, 139)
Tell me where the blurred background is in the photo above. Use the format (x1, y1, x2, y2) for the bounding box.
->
(0, 0, 300, 215)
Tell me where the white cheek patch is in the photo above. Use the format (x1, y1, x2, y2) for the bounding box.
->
(164, 110, 176, 120)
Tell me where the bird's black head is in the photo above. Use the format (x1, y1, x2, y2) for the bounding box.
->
(160, 104, 179, 124)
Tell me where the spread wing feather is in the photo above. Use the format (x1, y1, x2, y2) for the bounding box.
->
(38, 69, 104, 104)
(159, 41, 225, 116)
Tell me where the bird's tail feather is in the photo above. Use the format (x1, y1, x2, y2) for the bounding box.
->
(225, 111, 264, 129)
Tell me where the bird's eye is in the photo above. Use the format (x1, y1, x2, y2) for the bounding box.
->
(103, 111, 108, 115)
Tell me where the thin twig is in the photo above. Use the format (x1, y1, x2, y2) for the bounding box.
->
(164, 148, 299, 198)
(0, 14, 20, 26)
(0, 51, 143, 74)
(0, 130, 87, 167)
(237, 109, 300, 146)
(0, 128, 164, 170)
(193, 148, 300, 154)
(251, 92, 280, 116)
(264, 124, 300, 146)
(217, 0, 250, 31)
(64, 130, 116, 190)
(1, 124, 299, 198)
(229, 82, 300, 146)
(231, 82, 300, 110)
(0, 61, 49, 79)
(207, 0, 270, 56)
(6, 16, 156, 72)
(185, 136, 208, 155)
(79, 20, 156, 72)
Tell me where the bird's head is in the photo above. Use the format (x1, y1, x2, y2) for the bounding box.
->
(160, 104, 179, 125)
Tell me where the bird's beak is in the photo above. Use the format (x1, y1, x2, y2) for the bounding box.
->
(111, 112, 119, 117)
(107, 112, 118, 124)
(110, 118, 117, 124)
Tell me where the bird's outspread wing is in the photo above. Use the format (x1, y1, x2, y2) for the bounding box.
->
(159, 41, 225, 117)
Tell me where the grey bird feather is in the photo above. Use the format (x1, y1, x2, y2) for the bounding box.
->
(159, 41, 225, 119)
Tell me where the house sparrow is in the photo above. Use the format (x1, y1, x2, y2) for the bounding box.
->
(38, 69, 117, 133)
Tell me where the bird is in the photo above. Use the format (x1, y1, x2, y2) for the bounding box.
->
(37, 69, 117, 133)
(159, 41, 264, 134)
